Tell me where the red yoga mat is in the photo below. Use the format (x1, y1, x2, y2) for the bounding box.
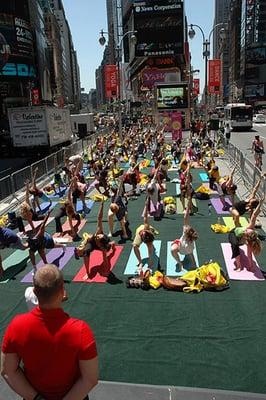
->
(53, 219, 86, 242)
(73, 245, 123, 283)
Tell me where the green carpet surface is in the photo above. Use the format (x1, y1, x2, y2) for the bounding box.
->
(1, 166, 266, 394)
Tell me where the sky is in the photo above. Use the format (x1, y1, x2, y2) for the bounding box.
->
(63, 0, 215, 94)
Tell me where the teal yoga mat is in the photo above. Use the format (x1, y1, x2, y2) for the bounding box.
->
(199, 172, 209, 182)
(176, 183, 181, 196)
(166, 241, 199, 277)
(0, 250, 29, 283)
(124, 240, 162, 275)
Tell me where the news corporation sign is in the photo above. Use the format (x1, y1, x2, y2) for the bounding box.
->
(134, 0, 183, 13)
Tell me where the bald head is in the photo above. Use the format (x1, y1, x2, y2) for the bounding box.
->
(33, 264, 64, 304)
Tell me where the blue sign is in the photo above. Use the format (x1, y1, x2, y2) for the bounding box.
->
(0, 63, 36, 77)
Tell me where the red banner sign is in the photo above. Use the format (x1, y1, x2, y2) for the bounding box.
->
(193, 79, 200, 96)
(208, 59, 221, 94)
(31, 88, 40, 105)
(104, 65, 118, 99)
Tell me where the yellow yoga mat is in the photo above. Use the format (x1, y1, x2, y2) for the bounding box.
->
(222, 217, 249, 230)
(176, 198, 197, 215)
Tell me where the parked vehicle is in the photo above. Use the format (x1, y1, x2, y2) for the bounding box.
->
(8, 106, 72, 154)
(253, 113, 265, 124)
(224, 103, 253, 131)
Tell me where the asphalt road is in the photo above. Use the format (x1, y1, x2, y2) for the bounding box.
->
(229, 122, 266, 167)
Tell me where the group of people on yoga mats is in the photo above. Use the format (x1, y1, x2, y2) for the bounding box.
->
(0, 123, 265, 279)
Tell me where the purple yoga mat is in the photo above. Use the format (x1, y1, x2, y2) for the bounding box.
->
(210, 197, 232, 215)
(21, 247, 74, 283)
(221, 243, 264, 281)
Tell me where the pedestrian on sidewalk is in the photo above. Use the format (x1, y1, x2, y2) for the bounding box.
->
(252, 135, 264, 171)
(1, 264, 98, 400)
(224, 123, 231, 146)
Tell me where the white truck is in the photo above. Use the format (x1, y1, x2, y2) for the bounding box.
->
(70, 113, 95, 138)
(8, 106, 72, 151)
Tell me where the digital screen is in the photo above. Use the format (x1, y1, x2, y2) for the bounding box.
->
(157, 85, 188, 109)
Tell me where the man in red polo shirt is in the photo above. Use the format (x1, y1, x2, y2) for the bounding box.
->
(1, 264, 98, 400)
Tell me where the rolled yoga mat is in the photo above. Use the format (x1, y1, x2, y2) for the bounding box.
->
(199, 172, 209, 182)
(124, 240, 161, 275)
(25, 217, 54, 233)
(21, 247, 75, 283)
(53, 218, 87, 242)
(210, 197, 232, 215)
(166, 241, 199, 276)
(221, 243, 264, 281)
(223, 217, 249, 230)
(0, 250, 29, 284)
(73, 245, 123, 283)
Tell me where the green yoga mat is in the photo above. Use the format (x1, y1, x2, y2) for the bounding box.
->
(0, 250, 29, 283)
(176, 198, 198, 215)
(222, 217, 249, 230)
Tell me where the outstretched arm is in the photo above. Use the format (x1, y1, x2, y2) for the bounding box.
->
(96, 201, 104, 234)
(25, 180, 30, 206)
(36, 210, 51, 238)
(227, 166, 236, 186)
(143, 199, 150, 230)
(31, 167, 38, 190)
(248, 176, 262, 201)
(184, 187, 192, 225)
(248, 197, 264, 229)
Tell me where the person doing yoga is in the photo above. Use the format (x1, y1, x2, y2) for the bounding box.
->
(74, 202, 116, 280)
(228, 198, 264, 271)
(29, 167, 52, 212)
(27, 211, 66, 275)
(229, 176, 263, 226)
(171, 190, 198, 272)
(216, 166, 237, 210)
(133, 199, 158, 275)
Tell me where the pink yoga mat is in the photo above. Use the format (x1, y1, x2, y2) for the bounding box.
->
(210, 198, 232, 214)
(53, 219, 86, 242)
(221, 243, 265, 281)
(73, 245, 123, 283)
(25, 217, 54, 233)
(21, 247, 74, 283)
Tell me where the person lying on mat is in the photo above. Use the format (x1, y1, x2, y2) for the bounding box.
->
(216, 167, 237, 211)
(27, 211, 66, 275)
(133, 200, 159, 276)
(171, 189, 198, 272)
(55, 180, 81, 240)
(29, 167, 52, 213)
(74, 202, 116, 279)
(0, 228, 28, 277)
(108, 181, 129, 240)
(17, 180, 46, 233)
(229, 176, 263, 226)
(228, 197, 264, 272)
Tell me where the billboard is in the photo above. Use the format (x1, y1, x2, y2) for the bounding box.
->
(104, 64, 118, 99)
(134, 0, 184, 57)
(0, 1, 35, 79)
(141, 67, 180, 90)
(161, 111, 182, 140)
(156, 83, 188, 110)
(208, 59, 221, 95)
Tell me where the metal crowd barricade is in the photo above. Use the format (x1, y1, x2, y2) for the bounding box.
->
(0, 176, 13, 202)
(11, 165, 32, 193)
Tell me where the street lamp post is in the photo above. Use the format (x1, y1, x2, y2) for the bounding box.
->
(188, 23, 227, 123)
(99, 29, 137, 140)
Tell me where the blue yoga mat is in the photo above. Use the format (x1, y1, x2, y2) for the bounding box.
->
(199, 172, 209, 182)
(124, 240, 162, 275)
(37, 201, 57, 214)
(176, 183, 181, 196)
(47, 187, 67, 199)
(76, 199, 94, 213)
(166, 241, 199, 277)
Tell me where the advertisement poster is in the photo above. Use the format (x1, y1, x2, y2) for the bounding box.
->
(193, 78, 200, 96)
(0, 2, 35, 79)
(104, 64, 118, 99)
(141, 67, 180, 90)
(208, 59, 221, 94)
(161, 111, 182, 140)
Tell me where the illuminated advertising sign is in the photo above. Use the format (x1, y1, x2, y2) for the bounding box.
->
(0, 1, 35, 79)
(156, 83, 188, 110)
(134, 0, 184, 57)
(141, 67, 180, 90)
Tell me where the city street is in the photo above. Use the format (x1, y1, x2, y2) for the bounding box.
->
(230, 123, 266, 166)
